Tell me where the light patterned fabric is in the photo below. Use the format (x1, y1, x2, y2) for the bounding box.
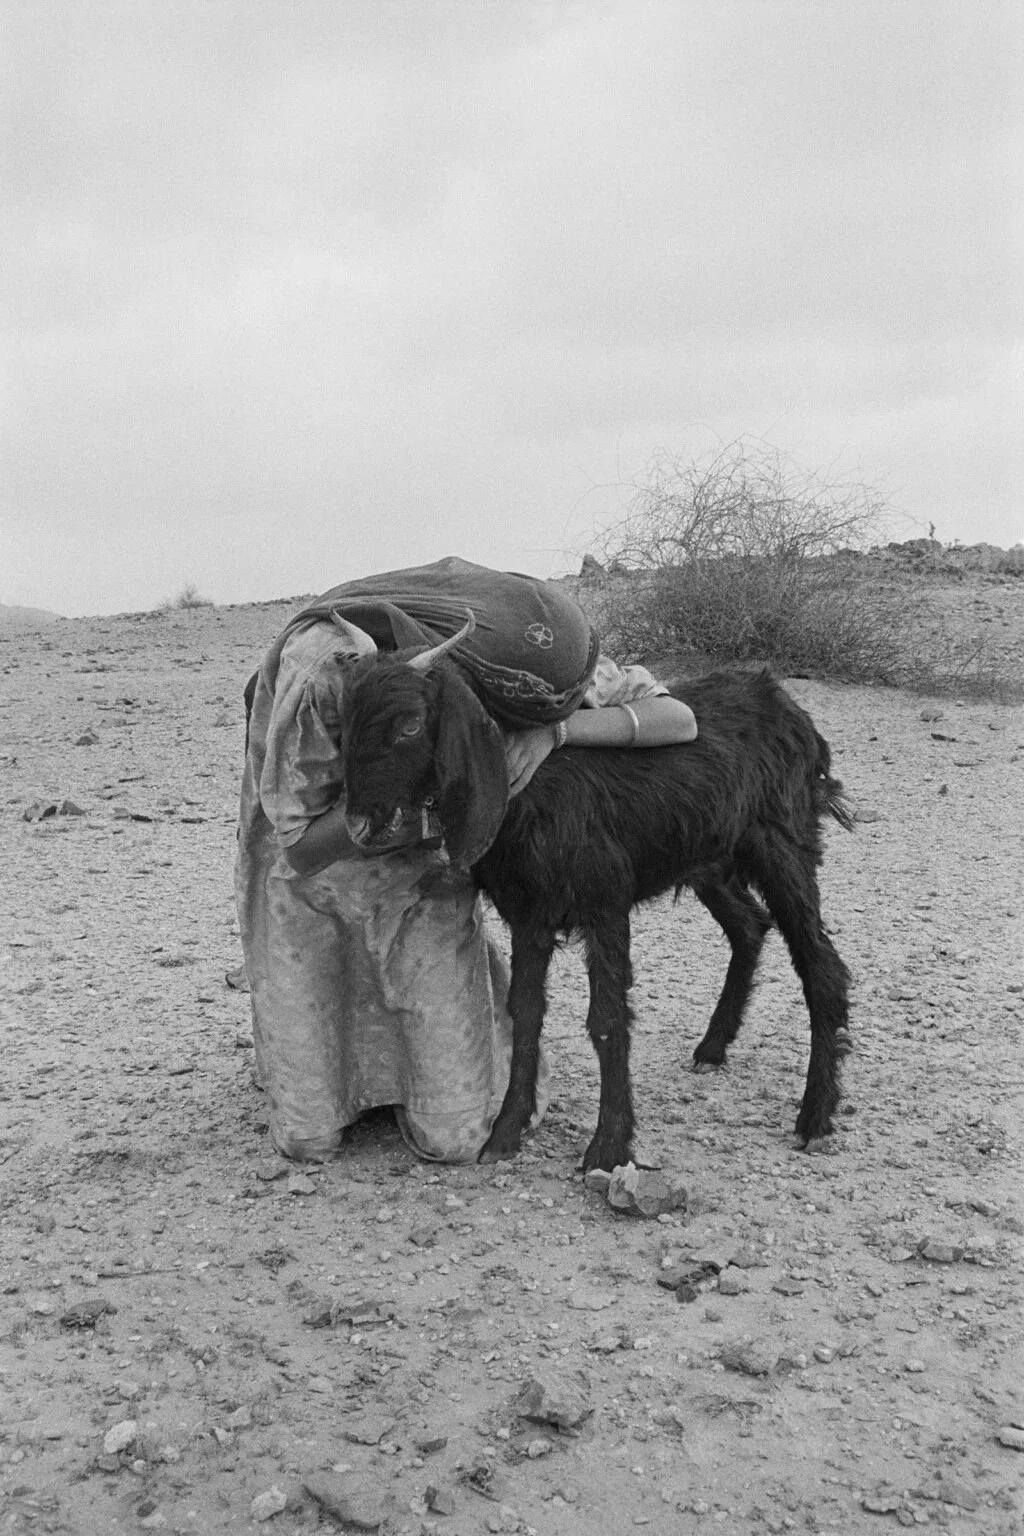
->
(235, 618, 660, 1162)
(583, 656, 669, 710)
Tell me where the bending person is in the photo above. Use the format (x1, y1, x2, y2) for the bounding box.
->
(236, 556, 696, 1162)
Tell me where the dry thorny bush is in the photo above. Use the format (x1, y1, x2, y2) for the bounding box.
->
(580, 440, 1019, 698)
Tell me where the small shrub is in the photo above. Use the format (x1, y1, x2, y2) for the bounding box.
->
(172, 583, 213, 610)
(591, 437, 886, 570)
(588, 555, 917, 685)
(899, 616, 1021, 700)
(582, 440, 1017, 697)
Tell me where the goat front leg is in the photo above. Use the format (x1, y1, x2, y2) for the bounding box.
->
(479, 925, 556, 1163)
(582, 912, 635, 1173)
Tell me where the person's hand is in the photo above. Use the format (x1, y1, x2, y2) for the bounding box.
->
(505, 726, 556, 797)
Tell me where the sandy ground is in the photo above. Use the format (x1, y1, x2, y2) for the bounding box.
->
(1, 576, 1023, 1535)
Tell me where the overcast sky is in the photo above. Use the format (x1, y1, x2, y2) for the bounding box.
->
(2, 0, 1021, 615)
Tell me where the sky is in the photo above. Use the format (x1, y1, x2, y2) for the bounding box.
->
(2, 0, 1022, 616)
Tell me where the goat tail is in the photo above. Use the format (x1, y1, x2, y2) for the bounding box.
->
(813, 729, 856, 833)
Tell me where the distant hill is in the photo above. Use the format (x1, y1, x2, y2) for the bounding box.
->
(0, 602, 64, 629)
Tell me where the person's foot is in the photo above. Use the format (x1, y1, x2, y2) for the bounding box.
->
(270, 1128, 343, 1162)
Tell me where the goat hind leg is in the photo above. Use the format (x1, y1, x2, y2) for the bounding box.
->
(754, 842, 851, 1141)
(792, 934, 851, 1142)
(581, 912, 635, 1173)
(691, 874, 772, 1069)
(479, 926, 556, 1163)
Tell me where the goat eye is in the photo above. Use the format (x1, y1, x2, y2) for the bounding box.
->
(398, 720, 422, 738)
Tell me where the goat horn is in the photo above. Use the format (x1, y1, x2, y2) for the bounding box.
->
(407, 609, 476, 671)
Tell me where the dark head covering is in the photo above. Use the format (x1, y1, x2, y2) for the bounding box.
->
(280, 556, 599, 729)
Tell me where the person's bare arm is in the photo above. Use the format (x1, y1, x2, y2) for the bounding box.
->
(282, 803, 421, 878)
(281, 805, 360, 878)
(566, 695, 697, 748)
(505, 695, 697, 796)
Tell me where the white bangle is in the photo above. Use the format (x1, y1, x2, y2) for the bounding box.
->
(552, 719, 568, 750)
(620, 704, 640, 746)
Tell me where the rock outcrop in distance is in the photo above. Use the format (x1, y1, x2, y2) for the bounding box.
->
(0, 602, 64, 629)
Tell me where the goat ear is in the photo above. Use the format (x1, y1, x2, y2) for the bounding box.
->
(430, 665, 509, 867)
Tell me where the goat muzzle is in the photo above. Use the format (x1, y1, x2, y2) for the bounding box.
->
(345, 806, 407, 849)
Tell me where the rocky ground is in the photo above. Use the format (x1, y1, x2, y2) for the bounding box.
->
(1, 572, 1022, 1535)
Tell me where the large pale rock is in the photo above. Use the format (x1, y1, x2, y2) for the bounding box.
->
(304, 1475, 386, 1529)
(606, 1162, 688, 1218)
(61, 1297, 116, 1330)
(341, 1411, 398, 1445)
(862, 1492, 902, 1514)
(718, 1336, 780, 1377)
(917, 1236, 963, 1263)
(920, 1474, 980, 1510)
(513, 1370, 593, 1431)
(250, 1487, 287, 1522)
(102, 1420, 137, 1455)
(568, 1288, 617, 1311)
(425, 1484, 457, 1515)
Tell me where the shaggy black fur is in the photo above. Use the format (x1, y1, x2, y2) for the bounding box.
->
(473, 667, 853, 1172)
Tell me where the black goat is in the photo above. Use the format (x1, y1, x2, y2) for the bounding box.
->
(473, 668, 852, 1171)
(334, 643, 853, 1172)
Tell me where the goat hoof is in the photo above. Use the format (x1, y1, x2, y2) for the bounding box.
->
(582, 1141, 629, 1175)
(692, 1058, 724, 1075)
(479, 1129, 522, 1164)
(794, 1111, 835, 1144)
